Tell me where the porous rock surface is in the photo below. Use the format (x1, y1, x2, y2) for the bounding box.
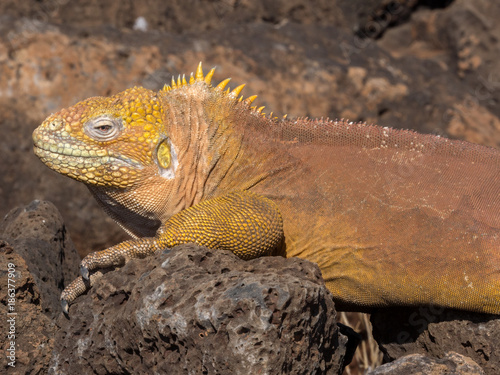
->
(52, 244, 348, 374)
(0, 200, 80, 373)
(0, 200, 80, 317)
(371, 307, 500, 375)
(0, 242, 56, 373)
(367, 352, 485, 375)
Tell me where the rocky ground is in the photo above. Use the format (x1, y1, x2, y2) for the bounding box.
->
(1, 0, 500, 373)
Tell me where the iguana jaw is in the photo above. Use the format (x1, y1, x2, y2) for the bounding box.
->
(33, 124, 146, 187)
(33, 139, 144, 186)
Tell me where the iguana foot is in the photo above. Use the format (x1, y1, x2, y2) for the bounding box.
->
(60, 271, 105, 315)
(59, 238, 161, 314)
(79, 238, 160, 280)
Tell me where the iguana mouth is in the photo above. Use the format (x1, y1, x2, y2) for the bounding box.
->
(33, 143, 107, 164)
(33, 139, 142, 169)
(33, 143, 144, 187)
(33, 140, 107, 159)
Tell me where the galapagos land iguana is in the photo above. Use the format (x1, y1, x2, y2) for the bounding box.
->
(32, 63, 500, 315)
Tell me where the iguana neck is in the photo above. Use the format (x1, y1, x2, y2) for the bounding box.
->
(159, 83, 295, 201)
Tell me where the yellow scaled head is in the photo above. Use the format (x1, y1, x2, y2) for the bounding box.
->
(33, 86, 170, 188)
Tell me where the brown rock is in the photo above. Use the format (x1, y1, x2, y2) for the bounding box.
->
(0, 242, 56, 373)
(368, 352, 485, 375)
(0, 200, 81, 372)
(1, 200, 80, 317)
(0, 0, 346, 34)
(53, 244, 349, 374)
(371, 307, 499, 375)
(378, 0, 500, 147)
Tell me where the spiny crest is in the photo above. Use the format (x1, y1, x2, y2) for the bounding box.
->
(160, 62, 281, 118)
(161, 62, 216, 91)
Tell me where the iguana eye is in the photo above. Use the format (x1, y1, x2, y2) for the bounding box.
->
(84, 115, 123, 141)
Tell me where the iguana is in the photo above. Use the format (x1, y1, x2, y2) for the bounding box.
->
(33, 63, 500, 315)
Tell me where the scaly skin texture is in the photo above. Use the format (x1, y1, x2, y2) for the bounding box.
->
(33, 63, 500, 315)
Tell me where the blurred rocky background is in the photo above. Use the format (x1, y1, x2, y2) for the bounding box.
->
(1, 0, 499, 374)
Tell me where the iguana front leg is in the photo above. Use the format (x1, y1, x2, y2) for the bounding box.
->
(61, 191, 284, 314)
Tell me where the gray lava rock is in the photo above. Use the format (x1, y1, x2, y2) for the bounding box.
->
(371, 307, 499, 375)
(0, 242, 56, 373)
(0, 200, 81, 373)
(367, 352, 485, 375)
(52, 244, 348, 374)
(0, 200, 80, 317)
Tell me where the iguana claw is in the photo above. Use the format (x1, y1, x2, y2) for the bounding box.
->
(61, 299, 69, 316)
(81, 265, 89, 280)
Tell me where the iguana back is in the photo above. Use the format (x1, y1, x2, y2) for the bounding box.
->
(213, 98, 500, 312)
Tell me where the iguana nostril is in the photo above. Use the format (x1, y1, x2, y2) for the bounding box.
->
(48, 118, 63, 131)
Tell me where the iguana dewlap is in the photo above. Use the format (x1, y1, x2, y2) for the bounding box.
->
(33, 63, 500, 315)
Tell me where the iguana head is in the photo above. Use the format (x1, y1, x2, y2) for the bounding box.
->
(32, 85, 174, 188)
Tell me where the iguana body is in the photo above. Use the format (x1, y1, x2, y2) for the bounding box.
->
(33, 64, 500, 314)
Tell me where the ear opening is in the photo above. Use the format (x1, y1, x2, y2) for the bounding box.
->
(155, 137, 178, 179)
